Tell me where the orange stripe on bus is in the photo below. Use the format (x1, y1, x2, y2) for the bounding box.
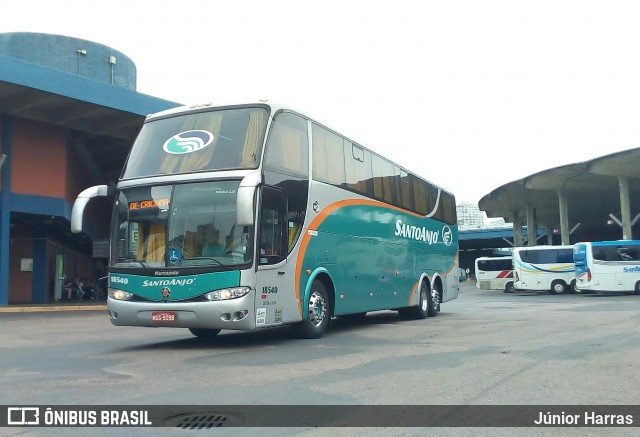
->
(294, 198, 449, 316)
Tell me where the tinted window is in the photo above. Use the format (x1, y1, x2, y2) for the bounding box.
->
(520, 248, 573, 264)
(123, 107, 268, 179)
(411, 175, 430, 215)
(593, 245, 640, 261)
(440, 191, 457, 225)
(259, 187, 287, 265)
(519, 250, 538, 263)
(371, 154, 398, 204)
(399, 170, 413, 211)
(345, 143, 372, 196)
(478, 259, 512, 271)
(264, 112, 309, 177)
(556, 249, 574, 263)
(312, 123, 345, 185)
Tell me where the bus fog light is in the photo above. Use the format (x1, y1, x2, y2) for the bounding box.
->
(205, 287, 251, 301)
(109, 288, 133, 301)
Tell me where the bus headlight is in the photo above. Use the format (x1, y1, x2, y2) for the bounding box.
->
(205, 287, 251, 301)
(109, 288, 134, 301)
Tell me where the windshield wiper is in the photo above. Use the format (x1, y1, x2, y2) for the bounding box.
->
(189, 256, 232, 270)
(118, 258, 153, 270)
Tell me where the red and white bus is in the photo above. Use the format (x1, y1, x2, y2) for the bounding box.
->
(475, 256, 514, 293)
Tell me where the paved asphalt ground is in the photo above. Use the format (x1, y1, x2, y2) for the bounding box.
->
(1, 281, 640, 437)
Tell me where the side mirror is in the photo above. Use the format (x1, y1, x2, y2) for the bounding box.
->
(71, 185, 115, 233)
(236, 171, 262, 226)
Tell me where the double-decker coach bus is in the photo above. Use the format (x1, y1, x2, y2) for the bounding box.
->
(475, 256, 514, 293)
(574, 240, 640, 294)
(513, 245, 576, 294)
(71, 101, 459, 339)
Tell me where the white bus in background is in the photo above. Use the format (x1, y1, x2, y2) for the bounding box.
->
(513, 245, 576, 294)
(475, 256, 514, 293)
(573, 240, 640, 294)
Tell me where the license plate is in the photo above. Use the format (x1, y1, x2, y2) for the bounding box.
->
(151, 311, 176, 322)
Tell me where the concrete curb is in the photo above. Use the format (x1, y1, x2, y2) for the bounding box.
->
(0, 305, 107, 313)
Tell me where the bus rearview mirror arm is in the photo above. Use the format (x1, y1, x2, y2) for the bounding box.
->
(71, 185, 116, 233)
(237, 171, 263, 226)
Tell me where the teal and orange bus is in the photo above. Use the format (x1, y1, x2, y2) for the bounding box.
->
(72, 101, 459, 339)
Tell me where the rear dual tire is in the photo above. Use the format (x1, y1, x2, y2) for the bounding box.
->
(398, 283, 439, 319)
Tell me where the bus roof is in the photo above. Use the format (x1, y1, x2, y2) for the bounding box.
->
(144, 100, 281, 120)
(578, 240, 640, 247)
(513, 245, 574, 252)
(139, 100, 456, 198)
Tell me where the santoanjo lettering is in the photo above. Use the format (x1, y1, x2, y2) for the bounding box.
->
(142, 278, 195, 287)
(395, 220, 439, 244)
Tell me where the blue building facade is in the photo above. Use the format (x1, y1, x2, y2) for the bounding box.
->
(0, 32, 180, 304)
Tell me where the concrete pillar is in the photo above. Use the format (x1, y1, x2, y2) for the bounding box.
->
(545, 224, 554, 245)
(526, 203, 537, 247)
(512, 210, 523, 247)
(0, 115, 11, 305)
(558, 190, 570, 245)
(618, 176, 633, 240)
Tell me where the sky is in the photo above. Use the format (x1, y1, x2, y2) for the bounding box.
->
(3, 0, 640, 203)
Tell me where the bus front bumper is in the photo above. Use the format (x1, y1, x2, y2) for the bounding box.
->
(106, 293, 256, 330)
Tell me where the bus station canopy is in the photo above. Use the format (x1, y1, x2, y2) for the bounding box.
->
(479, 148, 640, 243)
(0, 54, 179, 185)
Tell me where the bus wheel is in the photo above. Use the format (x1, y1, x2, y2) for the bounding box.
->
(570, 280, 578, 294)
(398, 283, 429, 320)
(428, 284, 440, 318)
(189, 328, 221, 339)
(549, 280, 567, 295)
(634, 281, 640, 295)
(504, 281, 515, 293)
(294, 280, 331, 339)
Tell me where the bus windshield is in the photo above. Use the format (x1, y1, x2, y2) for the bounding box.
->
(111, 180, 252, 269)
(121, 107, 269, 179)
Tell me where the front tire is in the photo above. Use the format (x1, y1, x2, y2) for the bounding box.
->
(634, 281, 640, 295)
(293, 280, 331, 339)
(189, 328, 221, 339)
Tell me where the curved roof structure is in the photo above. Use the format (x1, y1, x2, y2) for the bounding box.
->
(479, 148, 640, 244)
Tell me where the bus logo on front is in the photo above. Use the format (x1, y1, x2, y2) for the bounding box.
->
(163, 130, 214, 154)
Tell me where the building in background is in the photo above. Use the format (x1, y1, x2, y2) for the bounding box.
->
(456, 201, 486, 230)
(0, 32, 179, 305)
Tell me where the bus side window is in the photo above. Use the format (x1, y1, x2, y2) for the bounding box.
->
(259, 186, 288, 265)
(617, 247, 633, 261)
(264, 111, 309, 177)
(288, 218, 301, 250)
